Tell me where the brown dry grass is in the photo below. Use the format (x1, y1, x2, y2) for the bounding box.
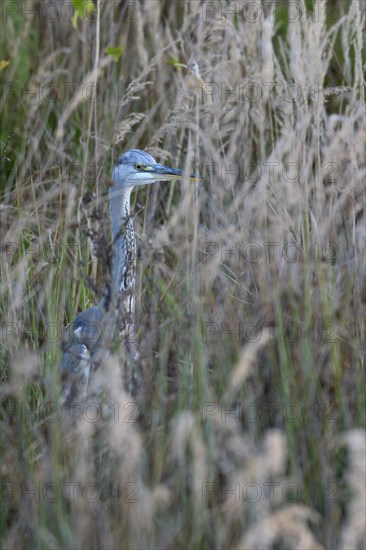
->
(1, 1, 365, 548)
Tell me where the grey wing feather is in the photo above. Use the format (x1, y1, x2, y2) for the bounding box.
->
(62, 306, 104, 353)
(60, 304, 117, 405)
(60, 343, 91, 406)
(60, 305, 104, 406)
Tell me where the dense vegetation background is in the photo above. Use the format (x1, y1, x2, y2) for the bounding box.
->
(1, 0, 365, 548)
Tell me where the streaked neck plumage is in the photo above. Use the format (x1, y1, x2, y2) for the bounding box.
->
(104, 185, 136, 326)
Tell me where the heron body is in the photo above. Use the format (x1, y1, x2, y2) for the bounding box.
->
(60, 149, 198, 405)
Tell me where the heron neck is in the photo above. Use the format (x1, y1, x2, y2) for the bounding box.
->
(105, 186, 136, 315)
(109, 187, 132, 240)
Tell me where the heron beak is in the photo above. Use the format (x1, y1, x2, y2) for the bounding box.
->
(148, 164, 201, 182)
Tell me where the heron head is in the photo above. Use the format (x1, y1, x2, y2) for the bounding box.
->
(111, 149, 200, 189)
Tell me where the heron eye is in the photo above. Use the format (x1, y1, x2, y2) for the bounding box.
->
(135, 164, 142, 170)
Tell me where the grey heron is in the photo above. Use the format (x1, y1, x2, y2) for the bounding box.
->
(60, 149, 199, 405)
